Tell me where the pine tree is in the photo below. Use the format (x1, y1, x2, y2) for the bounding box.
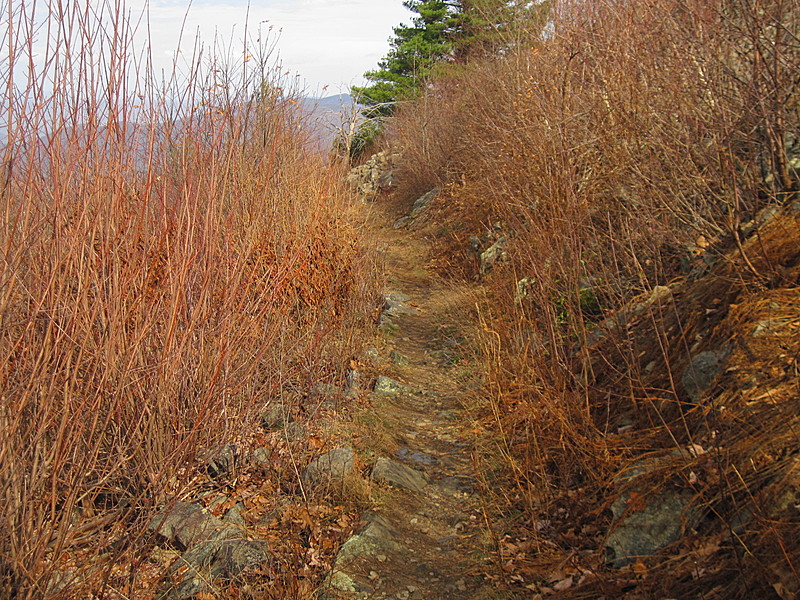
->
(351, 1, 464, 116)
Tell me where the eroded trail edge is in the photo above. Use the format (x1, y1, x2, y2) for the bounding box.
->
(319, 207, 497, 600)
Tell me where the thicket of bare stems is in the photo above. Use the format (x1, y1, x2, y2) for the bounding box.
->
(0, 1, 369, 597)
(389, 0, 799, 595)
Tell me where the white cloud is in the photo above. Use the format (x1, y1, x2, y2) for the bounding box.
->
(140, 0, 409, 95)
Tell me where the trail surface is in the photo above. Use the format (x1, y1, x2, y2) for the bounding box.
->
(322, 203, 500, 599)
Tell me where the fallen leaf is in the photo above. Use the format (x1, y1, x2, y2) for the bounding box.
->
(632, 560, 648, 575)
(553, 576, 573, 591)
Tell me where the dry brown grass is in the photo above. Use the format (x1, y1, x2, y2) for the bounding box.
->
(384, 0, 800, 596)
(0, 1, 374, 597)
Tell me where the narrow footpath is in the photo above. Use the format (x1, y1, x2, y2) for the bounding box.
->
(321, 204, 501, 599)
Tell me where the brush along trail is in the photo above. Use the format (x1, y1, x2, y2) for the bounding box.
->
(320, 202, 501, 599)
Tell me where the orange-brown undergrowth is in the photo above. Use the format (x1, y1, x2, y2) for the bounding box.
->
(384, 0, 799, 597)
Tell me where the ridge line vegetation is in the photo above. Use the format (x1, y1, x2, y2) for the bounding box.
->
(1, 1, 374, 597)
(365, 0, 800, 596)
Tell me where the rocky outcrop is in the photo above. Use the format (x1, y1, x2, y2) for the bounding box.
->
(392, 188, 440, 228)
(371, 458, 429, 492)
(605, 453, 702, 568)
(302, 447, 357, 490)
(681, 348, 729, 402)
(373, 375, 409, 396)
(148, 502, 270, 600)
(479, 235, 507, 274)
(346, 151, 401, 202)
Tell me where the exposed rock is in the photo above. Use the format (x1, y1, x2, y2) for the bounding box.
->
(438, 476, 475, 496)
(260, 403, 293, 431)
(346, 369, 364, 391)
(281, 421, 306, 442)
(514, 277, 535, 304)
(337, 513, 401, 564)
(681, 349, 727, 402)
(605, 452, 702, 568)
(606, 490, 694, 568)
(393, 216, 412, 229)
(390, 350, 410, 366)
(250, 447, 272, 469)
(158, 539, 270, 600)
(310, 383, 341, 401)
(323, 514, 404, 597)
(302, 447, 357, 489)
(479, 235, 507, 274)
(468, 236, 482, 254)
(324, 571, 363, 594)
(45, 569, 79, 597)
(436, 409, 458, 421)
(345, 151, 401, 202)
(378, 292, 416, 332)
(149, 503, 270, 600)
(409, 188, 440, 218)
(371, 457, 429, 492)
(586, 285, 675, 348)
(207, 444, 237, 478)
(397, 447, 438, 465)
(373, 375, 408, 396)
(223, 502, 247, 527)
(752, 319, 789, 338)
(382, 292, 416, 320)
(148, 503, 237, 549)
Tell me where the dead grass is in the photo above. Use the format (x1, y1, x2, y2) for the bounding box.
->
(382, 0, 800, 596)
(0, 1, 375, 597)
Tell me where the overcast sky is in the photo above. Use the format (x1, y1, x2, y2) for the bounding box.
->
(139, 0, 410, 97)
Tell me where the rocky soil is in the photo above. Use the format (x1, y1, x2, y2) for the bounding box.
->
(317, 198, 501, 599)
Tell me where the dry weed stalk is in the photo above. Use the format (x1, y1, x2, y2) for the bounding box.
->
(0, 1, 369, 597)
(387, 0, 798, 595)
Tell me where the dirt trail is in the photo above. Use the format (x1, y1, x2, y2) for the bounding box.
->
(321, 206, 501, 599)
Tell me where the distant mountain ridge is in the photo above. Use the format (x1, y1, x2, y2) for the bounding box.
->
(299, 94, 359, 150)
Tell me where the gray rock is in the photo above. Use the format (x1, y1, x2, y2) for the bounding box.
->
(45, 569, 79, 597)
(393, 216, 411, 229)
(389, 350, 409, 366)
(260, 403, 293, 431)
(373, 375, 407, 396)
(223, 502, 247, 527)
(250, 446, 272, 469)
(397, 447, 438, 465)
(606, 490, 693, 568)
(438, 476, 475, 495)
(479, 235, 507, 274)
(346, 369, 363, 391)
(363, 347, 381, 362)
(605, 451, 702, 568)
(281, 421, 306, 442)
(752, 319, 786, 338)
(378, 292, 416, 328)
(681, 350, 727, 402)
(514, 277, 535, 304)
(436, 409, 458, 421)
(158, 539, 270, 600)
(383, 292, 415, 318)
(325, 571, 364, 593)
(409, 188, 440, 218)
(371, 458, 429, 492)
(302, 447, 356, 488)
(468, 236, 482, 254)
(335, 513, 402, 565)
(345, 151, 400, 200)
(148, 503, 237, 549)
(149, 503, 270, 600)
(310, 383, 341, 401)
(207, 444, 237, 478)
